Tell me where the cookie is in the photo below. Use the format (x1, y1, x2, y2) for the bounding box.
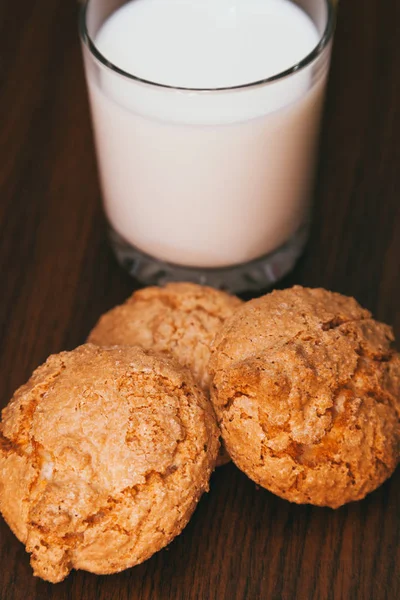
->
(88, 283, 242, 466)
(88, 283, 242, 391)
(209, 286, 400, 508)
(0, 344, 219, 582)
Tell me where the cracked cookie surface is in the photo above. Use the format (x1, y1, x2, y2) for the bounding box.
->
(88, 283, 242, 391)
(209, 287, 400, 508)
(0, 344, 219, 582)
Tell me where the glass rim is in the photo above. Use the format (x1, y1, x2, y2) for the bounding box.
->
(79, 0, 336, 92)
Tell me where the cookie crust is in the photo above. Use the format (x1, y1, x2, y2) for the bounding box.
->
(88, 283, 242, 391)
(210, 287, 400, 508)
(0, 344, 219, 582)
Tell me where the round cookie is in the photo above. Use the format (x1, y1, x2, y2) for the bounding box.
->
(0, 344, 219, 582)
(209, 286, 400, 508)
(88, 283, 242, 391)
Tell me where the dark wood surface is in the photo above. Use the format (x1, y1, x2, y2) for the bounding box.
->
(1, 1, 399, 598)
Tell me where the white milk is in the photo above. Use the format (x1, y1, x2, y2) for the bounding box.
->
(84, 0, 330, 268)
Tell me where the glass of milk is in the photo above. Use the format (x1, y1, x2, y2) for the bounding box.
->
(80, 0, 335, 292)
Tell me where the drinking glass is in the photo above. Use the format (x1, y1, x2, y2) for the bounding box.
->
(80, 0, 335, 292)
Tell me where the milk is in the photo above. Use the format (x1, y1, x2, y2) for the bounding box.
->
(83, 0, 331, 268)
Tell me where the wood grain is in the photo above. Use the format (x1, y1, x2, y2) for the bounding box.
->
(0, 1, 399, 598)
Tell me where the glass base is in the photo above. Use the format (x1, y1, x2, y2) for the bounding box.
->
(109, 224, 309, 294)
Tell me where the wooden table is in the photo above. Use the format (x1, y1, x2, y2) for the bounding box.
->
(1, 1, 399, 598)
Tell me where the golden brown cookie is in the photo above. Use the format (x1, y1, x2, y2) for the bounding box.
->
(88, 283, 242, 466)
(0, 344, 219, 582)
(88, 283, 242, 391)
(209, 286, 400, 508)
